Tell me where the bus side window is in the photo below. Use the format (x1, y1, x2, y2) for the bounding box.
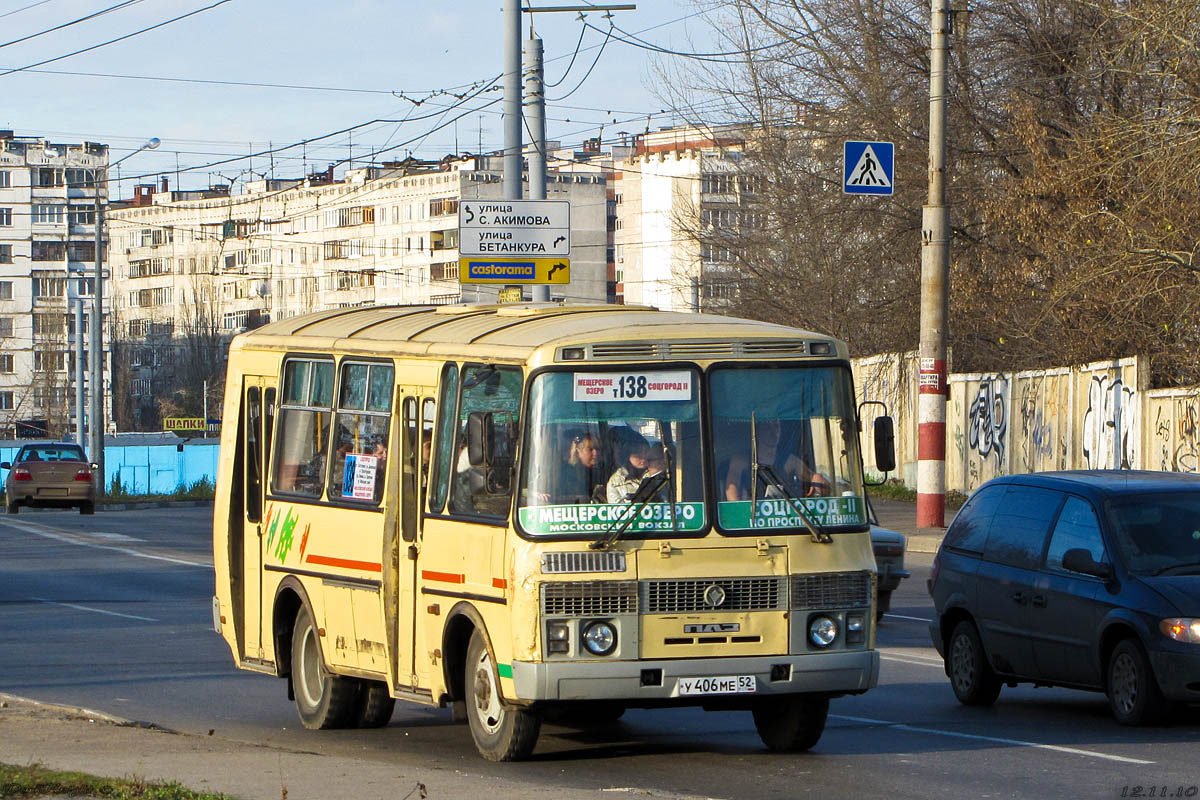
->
(429, 363, 459, 513)
(421, 398, 436, 509)
(246, 385, 262, 523)
(401, 397, 418, 542)
(272, 359, 334, 498)
(327, 361, 393, 504)
(448, 364, 521, 517)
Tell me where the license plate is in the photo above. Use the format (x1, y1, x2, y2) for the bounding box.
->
(675, 675, 756, 696)
(38, 488, 68, 496)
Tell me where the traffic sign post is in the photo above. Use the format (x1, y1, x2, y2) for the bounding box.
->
(843, 141, 895, 195)
(458, 200, 570, 285)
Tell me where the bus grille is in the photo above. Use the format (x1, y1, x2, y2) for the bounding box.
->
(791, 571, 872, 609)
(541, 581, 638, 616)
(641, 577, 786, 613)
(541, 551, 626, 574)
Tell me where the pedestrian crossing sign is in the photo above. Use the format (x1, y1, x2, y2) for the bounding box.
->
(843, 140, 894, 195)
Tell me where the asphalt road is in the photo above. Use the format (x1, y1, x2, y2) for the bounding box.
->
(1, 507, 1197, 799)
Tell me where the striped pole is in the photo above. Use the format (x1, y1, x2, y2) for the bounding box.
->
(917, 0, 951, 528)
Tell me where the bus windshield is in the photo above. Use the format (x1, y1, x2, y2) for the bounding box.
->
(517, 368, 705, 539)
(711, 365, 867, 533)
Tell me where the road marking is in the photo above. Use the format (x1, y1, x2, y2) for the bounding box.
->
(832, 713, 1154, 764)
(881, 652, 944, 667)
(88, 531, 144, 542)
(884, 613, 933, 623)
(30, 596, 158, 622)
(0, 518, 210, 567)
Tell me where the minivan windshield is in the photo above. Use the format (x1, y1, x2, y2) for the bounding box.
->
(1106, 491, 1200, 575)
(711, 365, 867, 533)
(517, 368, 704, 539)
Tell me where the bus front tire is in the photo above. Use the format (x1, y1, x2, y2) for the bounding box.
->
(290, 605, 356, 729)
(355, 679, 396, 728)
(465, 628, 540, 761)
(752, 693, 829, 752)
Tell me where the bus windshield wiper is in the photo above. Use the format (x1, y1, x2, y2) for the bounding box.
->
(590, 472, 669, 550)
(749, 412, 830, 543)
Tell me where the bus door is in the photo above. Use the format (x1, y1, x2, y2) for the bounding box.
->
(394, 394, 436, 688)
(241, 376, 275, 659)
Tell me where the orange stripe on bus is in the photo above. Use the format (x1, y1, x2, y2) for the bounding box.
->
(306, 554, 382, 572)
(422, 570, 465, 584)
(492, 578, 507, 589)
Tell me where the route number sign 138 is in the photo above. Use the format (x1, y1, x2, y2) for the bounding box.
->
(573, 371, 693, 402)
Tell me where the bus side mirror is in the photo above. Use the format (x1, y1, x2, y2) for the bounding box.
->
(466, 411, 492, 467)
(873, 416, 896, 473)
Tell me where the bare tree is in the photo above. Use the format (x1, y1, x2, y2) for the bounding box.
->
(663, 0, 1200, 384)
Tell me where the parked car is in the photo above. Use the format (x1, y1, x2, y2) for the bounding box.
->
(2, 443, 97, 515)
(869, 499, 909, 620)
(928, 471, 1200, 725)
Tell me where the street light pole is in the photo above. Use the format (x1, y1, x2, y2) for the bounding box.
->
(90, 137, 159, 489)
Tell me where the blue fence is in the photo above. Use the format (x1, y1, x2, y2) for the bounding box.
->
(0, 442, 219, 495)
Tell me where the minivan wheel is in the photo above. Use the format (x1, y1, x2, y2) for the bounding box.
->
(948, 620, 1002, 706)
(1107, 639, 1166, 726)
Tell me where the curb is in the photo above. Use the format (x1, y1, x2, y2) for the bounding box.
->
(98, 499, 214, 512)
(0, 691, 137, 727)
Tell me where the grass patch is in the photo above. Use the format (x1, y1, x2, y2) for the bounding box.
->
(867, 477, 968, 510)
(0, 762, 234, 799)
(105, 478, 215, 503)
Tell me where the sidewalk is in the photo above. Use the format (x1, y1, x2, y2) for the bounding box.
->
(0, 696, 698, 800)
(870, 496, 950, 554)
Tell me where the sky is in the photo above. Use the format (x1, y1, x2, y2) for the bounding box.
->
(0, 0, 723, 196)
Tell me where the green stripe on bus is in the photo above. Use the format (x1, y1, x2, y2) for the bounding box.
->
(497, 663, 513, 679)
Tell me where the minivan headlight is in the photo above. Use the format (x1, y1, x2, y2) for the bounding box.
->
(1160, 618, 1200, 643)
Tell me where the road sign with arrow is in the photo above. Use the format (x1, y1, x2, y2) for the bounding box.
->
(458, 257, 571, 284)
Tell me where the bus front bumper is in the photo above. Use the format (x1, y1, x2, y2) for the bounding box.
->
(510, 649, 879, 702)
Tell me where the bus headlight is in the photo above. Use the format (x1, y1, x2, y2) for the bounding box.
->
(846, 612, 866, 645)
(581, 620, 617, 656)
(809, 615, 838, 648)
(547, 621, 571, 654)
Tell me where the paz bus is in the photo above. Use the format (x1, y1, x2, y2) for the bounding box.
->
(211, 302, 895, 761)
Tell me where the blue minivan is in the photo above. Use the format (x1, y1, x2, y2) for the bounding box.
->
(928, 471, 1200, 724)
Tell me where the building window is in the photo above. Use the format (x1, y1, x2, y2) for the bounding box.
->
(0, 391, 13, 411)
(34, 351, 67, 372)
(67, 241, 95, 263)
(33, 276, 66, 297)
(0, 282, 11, 301)
(0, 170, 10, 188)
(0, 208, 11, 226)
(33, 205, 65, 224)
(37, 168, 64, 187)
(0, 317, 11, 337)
(68, 206, 95, 226)
(65, 169, 96, 188)
(0, 244, 11, 263)
(0, 354, 12, 373)
(428, 197, 459, 217)
(32, 241, 66, 261)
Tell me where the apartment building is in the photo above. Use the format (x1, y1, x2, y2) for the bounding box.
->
(614, 125, 746, 312)
(105, 156, 609, 426)
(0, 131, 108, 439)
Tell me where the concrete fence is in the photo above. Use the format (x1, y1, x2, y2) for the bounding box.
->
(1, 441, 219, 495)
(851, 352, 1197, 493)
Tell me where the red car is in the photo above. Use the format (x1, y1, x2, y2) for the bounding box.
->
(3, 443, 97, 515)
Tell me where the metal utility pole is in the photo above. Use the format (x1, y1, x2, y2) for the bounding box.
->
(502, 3, 635, 304)
(916, 0, 951, 528)
(91, 137, 159, 491)
(503, 0, 523, 204)
(73, 288, 85, 446)
(524, 35, 550, 302)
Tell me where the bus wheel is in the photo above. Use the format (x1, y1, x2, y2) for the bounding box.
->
(355, 679, 396, 728)
(465, 628, 540, 761)
(290, 605, 356, 729)
(752, 694, 829, 752)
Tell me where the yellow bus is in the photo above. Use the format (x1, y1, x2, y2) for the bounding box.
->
(212, 302, 895, 760)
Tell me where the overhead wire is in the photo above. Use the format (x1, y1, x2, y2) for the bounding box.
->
(0, 0, 148, 49)
(0, 0, 235, 79)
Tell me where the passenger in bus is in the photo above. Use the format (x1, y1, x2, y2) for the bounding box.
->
(552, 431, 604, 504)
(608, 441, 670, 504)
(722, 420, 830, 501)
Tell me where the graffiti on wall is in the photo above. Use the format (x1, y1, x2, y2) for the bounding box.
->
(1016, 377, 1068, 473)
(1155, 398, 1200, 473)
(1082, 374, 1138, 470)
(967, 375, 1008, 466)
